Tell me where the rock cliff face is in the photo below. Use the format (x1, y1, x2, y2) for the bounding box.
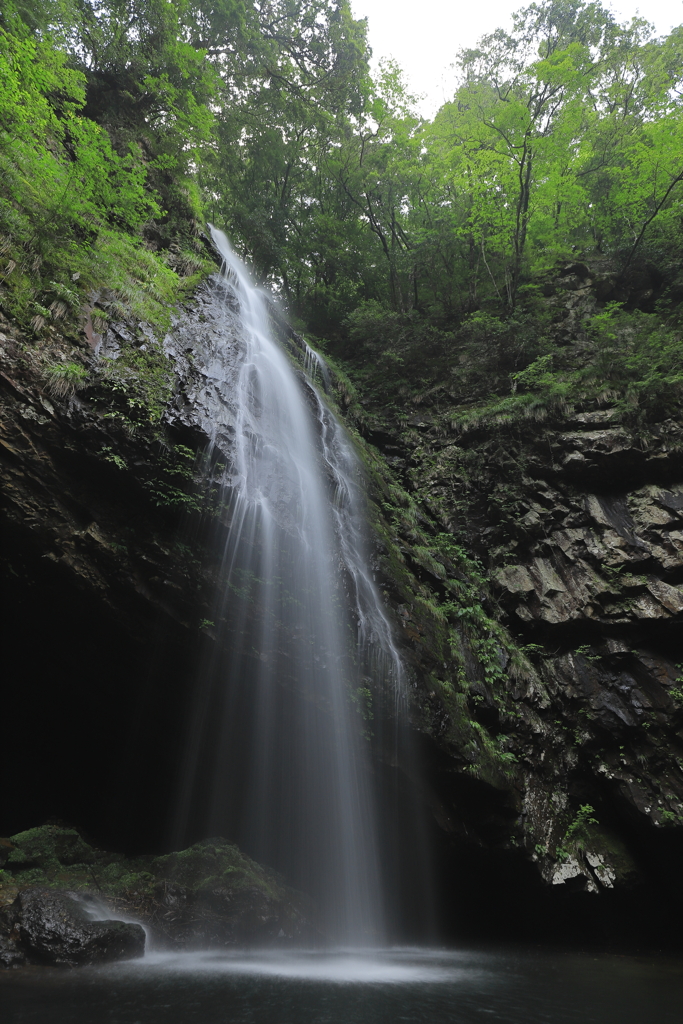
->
(390, 411, 683, 884)
(0, 289, 224, 851)
(341, 265, 683, 943)
(2, 269, 683, 945)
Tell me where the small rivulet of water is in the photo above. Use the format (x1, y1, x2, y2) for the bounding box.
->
(174, 226, 424, 944)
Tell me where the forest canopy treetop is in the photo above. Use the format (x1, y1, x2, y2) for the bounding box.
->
(0, 0, 681, 333)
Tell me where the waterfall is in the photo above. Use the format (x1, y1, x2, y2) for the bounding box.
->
(175, 227, 420, 944)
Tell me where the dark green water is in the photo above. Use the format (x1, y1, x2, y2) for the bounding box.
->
(1, 948, 681, 1023)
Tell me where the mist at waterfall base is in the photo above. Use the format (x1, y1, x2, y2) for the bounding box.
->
(3, 947, 683, 1024)
(173, 226, 433, 943)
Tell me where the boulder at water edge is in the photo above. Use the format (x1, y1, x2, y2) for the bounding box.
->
(1, 889, 145, 966)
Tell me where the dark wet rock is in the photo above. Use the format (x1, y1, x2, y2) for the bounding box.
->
(2, 889, 145, 966)
(0, 937, 26, 968)
(0, 907, 25, 967)
(161, 282, 242, 455)
(388, 410, 683, 890)
(149, 880, 306, 948)
(490, 478, 683, 629)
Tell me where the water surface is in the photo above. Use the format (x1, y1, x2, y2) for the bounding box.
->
(1, 946, 681, 1023)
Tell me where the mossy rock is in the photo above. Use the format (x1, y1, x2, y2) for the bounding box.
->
(96, 862, 129, 886)
(152, 838, 281, 899)
(0, 829, 313, 943)
(4, 827, 95, 872)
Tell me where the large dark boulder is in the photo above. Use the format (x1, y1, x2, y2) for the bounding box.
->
(146, 839, 314, 948)
(3, 889, 145, 966)
(150, 879, 311, 948)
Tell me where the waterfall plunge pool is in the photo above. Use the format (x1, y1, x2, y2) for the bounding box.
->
(1, 946, 682, 1023)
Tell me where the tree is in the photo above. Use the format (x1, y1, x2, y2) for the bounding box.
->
(428, 1, 665, 306)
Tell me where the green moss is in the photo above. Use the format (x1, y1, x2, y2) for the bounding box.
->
(95, 342, 174, 431)
(97, 862, 127, 884)
(7, 826, 94, 869)
(0, 827, 308, 916)
(152, 839, 284, 901)
(7, 867, 49, 886)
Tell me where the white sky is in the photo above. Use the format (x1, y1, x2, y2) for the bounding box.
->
(350, 0, 683, 116)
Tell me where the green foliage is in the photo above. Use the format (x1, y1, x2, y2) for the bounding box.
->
(202, 0, 681, 325)
(96, 345, 174, 428)
(44, 361, 88, 397)
(140, 443, 220, 516)
(669, 666, 683, 705)
(4, 0, 682, 339)
(0, 13, 200, 328)
(350, 685, 374, 721)
(0, 0, 381, 333)
(412, 301, 683, 436)
(99, 445, 127, 470)
(357, 441, 533, 772)
(574, 645, 601, 663)
(555, 804, 599, 859)
(566, 804, 599, 840)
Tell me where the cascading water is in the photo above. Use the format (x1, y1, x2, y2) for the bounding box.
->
(175, 226, 424, 944)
